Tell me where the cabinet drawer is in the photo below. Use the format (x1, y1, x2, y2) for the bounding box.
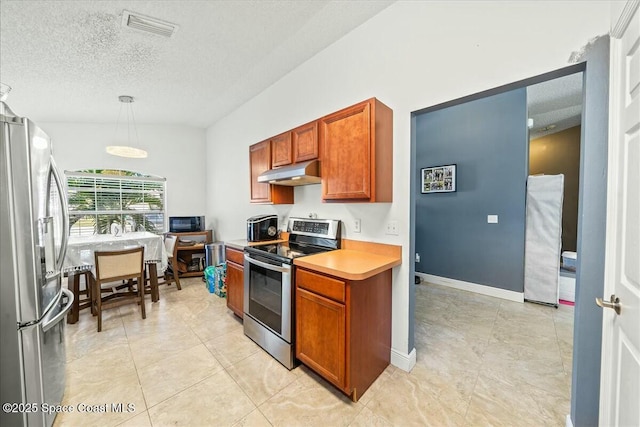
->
(296, 269, 345, 303)
(226, 247, 244, 265)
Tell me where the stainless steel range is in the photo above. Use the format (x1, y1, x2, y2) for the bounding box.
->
(243, 217, 341, 369)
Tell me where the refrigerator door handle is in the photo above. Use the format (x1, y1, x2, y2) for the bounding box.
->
(45, 270, 61, 282)
(42, 288, 73, 332)
(49, 157, 69, 271)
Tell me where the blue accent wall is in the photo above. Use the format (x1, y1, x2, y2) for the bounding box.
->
(571, 36, 608, 427)
(414, 88, 528, 292)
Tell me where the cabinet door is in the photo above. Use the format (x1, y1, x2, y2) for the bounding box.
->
(320, 100, 371, 200)
(271, 132, 292, 167)
(250, 140, 272, 203)
(249, 140, 294, 204)
(226, 261, 244, 318)
(292, 121, 319, 163)
(296, 287, 346, 389)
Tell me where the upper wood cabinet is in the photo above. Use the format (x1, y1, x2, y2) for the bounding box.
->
(270, 122, 319, 167)
(249, 140, 293, 204)
(249, 98, 391, 204)
(320, 98, 392, 202)
(292, 121, 319, 163)
(271, 132, 293, 167)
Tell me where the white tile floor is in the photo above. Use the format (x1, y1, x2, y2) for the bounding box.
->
(55, 278, 573, 426)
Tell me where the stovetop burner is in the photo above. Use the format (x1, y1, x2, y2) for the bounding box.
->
(245, 242, 330, 263)
(244, 218, 341, 264)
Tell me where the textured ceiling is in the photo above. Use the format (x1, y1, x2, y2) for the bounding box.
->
(527, 72, 583, 138)
(0, 0, 394, 127)
(2, 1, 582, 133)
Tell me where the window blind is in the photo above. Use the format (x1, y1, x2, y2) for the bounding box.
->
(65, 170, 166, 236)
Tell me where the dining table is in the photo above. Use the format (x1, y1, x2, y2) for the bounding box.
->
(63, 231, 167, 324)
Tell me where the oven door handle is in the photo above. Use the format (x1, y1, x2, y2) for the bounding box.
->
(244, 254, 291, 273)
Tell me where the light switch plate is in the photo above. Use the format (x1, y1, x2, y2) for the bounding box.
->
(386, 220, 399, 235)
(487, 215, 498, 224)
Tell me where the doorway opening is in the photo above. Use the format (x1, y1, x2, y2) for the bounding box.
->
(527, 73, 584, 305)
(409, 63, 589, 425)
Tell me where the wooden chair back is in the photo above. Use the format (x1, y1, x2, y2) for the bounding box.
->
(92, 246, 146, 332)
(95, 247, 144, 281)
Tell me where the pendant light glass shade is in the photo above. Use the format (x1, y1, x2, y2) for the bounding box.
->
(105, 145, 148, 158)
(106, 95, 148, 158)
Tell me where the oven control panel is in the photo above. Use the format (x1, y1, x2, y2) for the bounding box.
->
(288, 218, 340, 239)
(292, 221, 329, 234)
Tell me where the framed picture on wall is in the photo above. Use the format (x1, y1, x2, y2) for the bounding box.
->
(421, 164, 456, 193)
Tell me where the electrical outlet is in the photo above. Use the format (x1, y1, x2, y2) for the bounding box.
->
(415, 253, 421, 263)
(354, 218, 361, 233)
(487, 215, 498, 224)
(386, 220, 399, 235)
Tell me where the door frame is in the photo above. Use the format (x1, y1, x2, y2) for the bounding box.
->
(598, 1, 640, 425)
(409, 38, 611, 427)
(409, 61, 585, 351)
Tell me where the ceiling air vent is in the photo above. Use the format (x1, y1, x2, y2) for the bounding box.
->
(121, 10, 179, 38)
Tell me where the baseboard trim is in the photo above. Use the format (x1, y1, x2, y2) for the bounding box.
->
(390, 347, 416, 372)
(566, 414, 573, 427)
(417, 273, 524, 303)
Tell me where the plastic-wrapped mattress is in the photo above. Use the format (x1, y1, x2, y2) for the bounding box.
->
(524, 174, 564, 305)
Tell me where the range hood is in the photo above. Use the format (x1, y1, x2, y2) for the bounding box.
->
(257, 160, 321, 186)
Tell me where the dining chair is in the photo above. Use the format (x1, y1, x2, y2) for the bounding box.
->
(143, 234, 182, 299)
(162, 234, 182, 290)
(92, 246, 146, 332)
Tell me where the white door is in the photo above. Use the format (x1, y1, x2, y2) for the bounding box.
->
(599, 2, 640, 426)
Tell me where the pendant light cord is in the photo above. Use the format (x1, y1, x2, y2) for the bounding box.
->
(128, 101, 140, 149)
(113, 100, 125, 144)
(112, 96, 141, 150)
(107, 95, 147, 158)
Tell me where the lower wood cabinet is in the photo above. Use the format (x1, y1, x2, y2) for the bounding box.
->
(295, 267, 391, 401)
(296, 287, 346, 387)
(225, 247, 244, 318)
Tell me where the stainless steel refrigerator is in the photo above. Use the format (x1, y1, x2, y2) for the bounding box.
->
(1, 101, 74, 427)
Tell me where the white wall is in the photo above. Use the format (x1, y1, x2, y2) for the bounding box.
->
(41, 122, 207, 223)
(204, 1, 611, 366)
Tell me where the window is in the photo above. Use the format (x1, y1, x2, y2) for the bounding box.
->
(66, 169, 166, 236)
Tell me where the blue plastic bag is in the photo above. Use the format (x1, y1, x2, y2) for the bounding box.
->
(205, 264, 226, 297)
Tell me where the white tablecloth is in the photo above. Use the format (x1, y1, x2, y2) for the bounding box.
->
(63, 231, 167, 273)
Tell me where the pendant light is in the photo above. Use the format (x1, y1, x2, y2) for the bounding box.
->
(106, 95, 148, 158)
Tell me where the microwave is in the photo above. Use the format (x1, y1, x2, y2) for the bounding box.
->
(247, 214, 278, 242)
(169, 216, 205, 233)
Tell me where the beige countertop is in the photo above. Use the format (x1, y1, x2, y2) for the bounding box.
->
(227, 236, 401, 280)
(294, 248, 401, 281)
(224, 239, 248, 250)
